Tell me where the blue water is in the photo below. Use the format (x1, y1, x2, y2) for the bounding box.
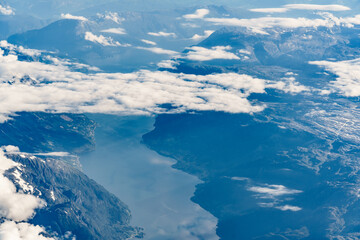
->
(80, 114, 218, 240)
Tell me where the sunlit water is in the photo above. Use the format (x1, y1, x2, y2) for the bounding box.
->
(80, 114, 218, 240)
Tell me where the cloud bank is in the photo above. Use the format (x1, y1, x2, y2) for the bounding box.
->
(205, 13, 360, 34)
(310, 58, 360, 97)
(0, 42, 307, 122)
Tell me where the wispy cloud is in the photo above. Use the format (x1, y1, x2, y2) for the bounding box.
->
(248, 183, 303, 212)
(85, 32, 130, 47)
(97, 12, 124, 24)
(248, 184, 302, 197)
(284, 4, 350, 11)
(60, 13, 88, 21)
(250, 8, 288, 13)
(183, 9, 210, 19)
(148, 31, 177, 38)
(250, 4, 350, 13)
(136, 46, 177, 55)
(275, 205, 302, 211)
(141, 39, 157, 46)
(100, 28, 126, 35)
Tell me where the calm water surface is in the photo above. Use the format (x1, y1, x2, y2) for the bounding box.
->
(80, 114, 218, 240)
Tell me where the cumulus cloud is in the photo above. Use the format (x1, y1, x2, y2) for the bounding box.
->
(0, 5, 14, 15)
(191, 30, 214, 41)
(183, 46, 240, 61)
(183, 9, 210, 19)
(85, 32, 130, 47)
(310, 58, 360, 97)
(141, 39, 157, 46)
(136, 46, 178, 55)
(148, 31, 177, 38)
(0, 42, 307, 122)
(0, 221, 54, 240)
(100, 28, 126, 35)
(205, 13, 360, 34)
(60, 13, 88, 21)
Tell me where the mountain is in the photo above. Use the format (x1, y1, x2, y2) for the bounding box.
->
(142, 25, 360, 239)
(7, 6, 229, 72)
(0, 112, 143, 239)
(0, 14, 48, 39)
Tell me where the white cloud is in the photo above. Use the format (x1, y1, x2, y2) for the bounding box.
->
(230, 177, 249, 182)
(149, 158, 173, 166)
(0, 42, 307, 122)
(136, 46, 178, 55)
(60, 13, 88, 21)
(85, 32, 130, 47)
(0, 5, 14, 15)
(141, 39, 157, 46)
(191, 30, 214, 41)
(34, 152, 70, 157)
(157, 60, 179, 69)
(275, 205, 302, 212)
(250, 8, 288, 13)
(284, 4, 350, 11)
(1, 146, 20, 153)
(0, 147, 55, 239)
(100, 28, 126, 35)
(205, 13, 360, 34)
(183, 9, 210, 19)
(310, 58, 360, 97)
(0, 221, 54, 240)
(184, 46, 240, 61)
(250, 4, 350, 14)
(248, 184, 302, 197)
(0, 150, 45, 221)
(148, 31, 177, 38)
(97, 12, 124, 24)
